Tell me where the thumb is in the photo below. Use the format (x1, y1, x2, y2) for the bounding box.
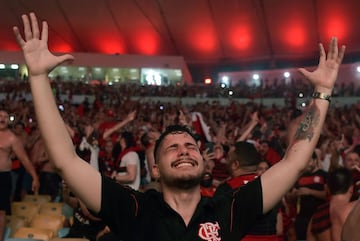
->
(57, 54, 74, 66)
(297, 68, 310, 79)
(48, 54, 74, 73)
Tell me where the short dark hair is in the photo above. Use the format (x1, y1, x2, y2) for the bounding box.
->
(231, 141, 261, 167)
(154, 125, 197, 162)
(328, 167, 353, 195)
(259, 140, 270, 146)
(14, 121, 25, 129)
(140, 132, 151, 147)
(0, 109, 9, 114)
(121, 131, 135, 148)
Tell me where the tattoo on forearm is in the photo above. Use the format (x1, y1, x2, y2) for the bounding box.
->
(294, 104, 320, 142)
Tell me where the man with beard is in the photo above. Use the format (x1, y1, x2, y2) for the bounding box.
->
(13, 12, 345, 241)
(0, 110, 39, 241)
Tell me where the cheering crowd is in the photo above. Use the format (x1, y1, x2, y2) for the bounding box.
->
(2, 74, 360, 241)
(1, 12, 359, 241)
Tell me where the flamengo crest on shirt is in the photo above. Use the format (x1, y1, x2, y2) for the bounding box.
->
(198, 222, 221, 241)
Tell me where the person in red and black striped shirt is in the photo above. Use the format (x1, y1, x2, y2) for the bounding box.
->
(307, 167, 358, 241)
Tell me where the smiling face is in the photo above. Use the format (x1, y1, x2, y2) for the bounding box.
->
(153, 132, 205, 189)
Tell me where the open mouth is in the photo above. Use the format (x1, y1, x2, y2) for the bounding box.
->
(171, 158, 198, 168)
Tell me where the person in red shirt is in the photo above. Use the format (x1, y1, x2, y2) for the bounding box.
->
(215, 142, 281, 241)
(258, 140, 282, 166)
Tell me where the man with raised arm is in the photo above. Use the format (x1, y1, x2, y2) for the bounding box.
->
(0, 109, 39, 241)
(13, 12, 345, 241)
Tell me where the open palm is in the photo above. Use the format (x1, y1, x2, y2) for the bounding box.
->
(13, 13, 73, 76)
(298, 38, 345, 92)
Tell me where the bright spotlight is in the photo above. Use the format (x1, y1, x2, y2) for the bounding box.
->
(220, 83, 226, 88)
(298, 92, 304, 98)
(222, 76, 229, 82)
(228, 90, 234, 96)
(10, 64, 19, 70)
(204, 77, 212, 85)
(301, 102, 306, 107)
(252, 74, 260, 80)
(357, 66, 360, 73)
(284, 72, 290, 78)
(0, 64, 5, 69)
(220, 76, 230, 87)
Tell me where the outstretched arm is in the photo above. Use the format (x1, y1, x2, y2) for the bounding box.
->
(12, 135, 39, 193)
(261, 37, 345, 213)
(13, 13, 102, 212)
(236, 111, 259, 142)
(102, 110, 136, 140)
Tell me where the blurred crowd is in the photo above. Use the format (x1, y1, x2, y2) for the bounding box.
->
(1, 76, 360, 100)
(2, 79, 360, 241)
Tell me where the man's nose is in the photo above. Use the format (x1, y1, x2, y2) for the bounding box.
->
(178, 145, 189, 155)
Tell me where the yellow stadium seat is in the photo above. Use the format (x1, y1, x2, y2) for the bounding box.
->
(23, 195, 52, 205)
(30, 214, 65, 237)
(11, 202, 41, 224)
(50, 238, 89, 241)
(13, 227, 54, 241)
(5, 215, 27, 236)
(40, 203, 64, 217)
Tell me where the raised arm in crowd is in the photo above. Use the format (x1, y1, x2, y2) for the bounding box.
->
(13, 12, 345, 241)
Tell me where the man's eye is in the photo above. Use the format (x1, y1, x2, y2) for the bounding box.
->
(167, 146, 177, 151)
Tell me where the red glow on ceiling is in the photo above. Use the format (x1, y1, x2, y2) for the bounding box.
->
(50, 42, 73, 53)
(0, 41, 20, 51)
(230, 26, 251, 50)
(326, 19, 346, 40)
(191, 26, 216, 53)
(96, 36, 126, 54)
(285, 24, 305, 47)
(134, 30, 158, 55)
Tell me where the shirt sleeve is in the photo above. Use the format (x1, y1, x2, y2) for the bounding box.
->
(231, 177, 263, 234)
(98, 175, 141, 237)
(122, 151, 140, 165)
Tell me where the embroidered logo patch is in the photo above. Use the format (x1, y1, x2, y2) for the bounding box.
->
(198, 222, 221, 241)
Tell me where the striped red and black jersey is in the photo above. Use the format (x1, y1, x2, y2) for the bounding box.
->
(311, 202, 331, 234)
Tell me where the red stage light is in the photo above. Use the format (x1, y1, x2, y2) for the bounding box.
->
(204, 77, 212, 85)
(134, 30, 158, 55)
(0, 42, 19, 51)
(51, 42, 73, 53)
(326, 18, 346, 40)
(230, 26, 251, 50)
(191, 25, 216, 53)
(285, 23, 305, 47)
(97, 37, 126, 54)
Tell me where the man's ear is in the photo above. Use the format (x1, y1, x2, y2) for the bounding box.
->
(325, 184, 330, 197)
(152, 164, 160, 179)
(232, 160, 240, 170)
(348, 184, 354, 195)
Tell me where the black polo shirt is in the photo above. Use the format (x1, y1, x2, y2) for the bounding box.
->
(99, 175, 263, 241)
